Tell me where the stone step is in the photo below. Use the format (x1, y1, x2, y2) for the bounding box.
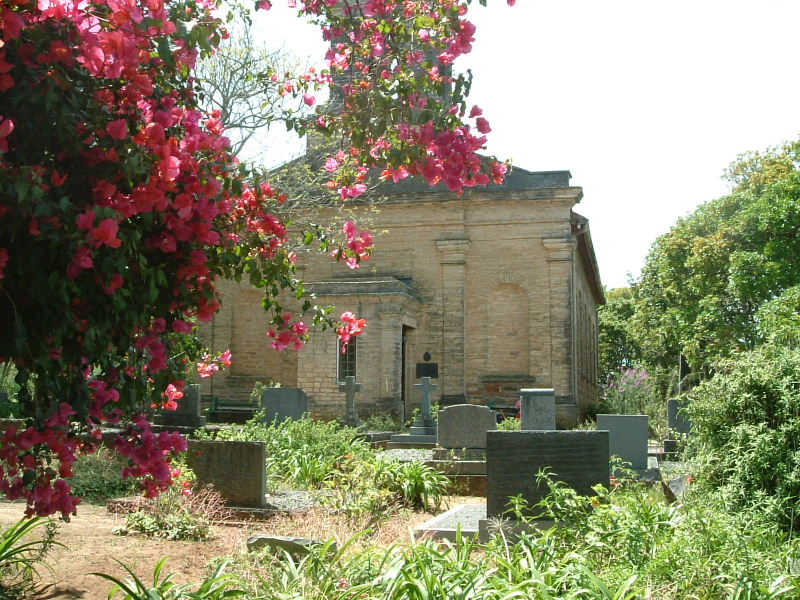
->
(389, 434, 437, 444)
(386, 440, 437, 450)
(423, 460, 486, 475)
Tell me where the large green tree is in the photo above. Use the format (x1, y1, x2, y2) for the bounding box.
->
(630, 140, 800, 376)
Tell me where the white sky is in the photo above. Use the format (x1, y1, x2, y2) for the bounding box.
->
(249, 0, 800, 289)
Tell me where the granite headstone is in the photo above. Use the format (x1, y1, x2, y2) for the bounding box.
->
(261, 387, 308, 423)
(596, 414, 648, 470)
(486, 430, 610, 518)
(437, 404, 497, 449)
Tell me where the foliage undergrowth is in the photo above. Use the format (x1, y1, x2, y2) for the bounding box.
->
(70, 446, 141, 504)
(211, 473, 800, 600)
(195, 416, 449, 514)
(120, 484, 229, 541)
(686, 343, 800, 530)
(0, 517, 62, 600)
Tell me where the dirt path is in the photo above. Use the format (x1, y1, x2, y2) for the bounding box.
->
(0, 501, 249, 600)
(0, 496, 482, 600)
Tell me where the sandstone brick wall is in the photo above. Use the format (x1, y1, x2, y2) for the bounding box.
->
(201, 183, 602, 427)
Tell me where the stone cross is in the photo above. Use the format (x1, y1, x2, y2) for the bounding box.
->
(414, 377, 437, 427)
(338, 375, 362, 427)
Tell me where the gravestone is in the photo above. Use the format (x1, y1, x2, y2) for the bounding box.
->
(412, 377, 437, 432)
(667, 398, 691, 435)
(155, 384, 206, 428)
(186, 440, 267, 508)
(486, 430, 610, 518)
(338, 376, 361, 427)
(260, 387, 308, 423)
(389, 377, 438, 445)
(596, 414, 648, 470)
(519, 388, 556, 430)
(437, 404, 497, 449)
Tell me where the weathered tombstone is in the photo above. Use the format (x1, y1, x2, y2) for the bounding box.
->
(596, 414, 648, 470)
(260, 387, 308, 423)
(667, 398, 691, 435)
(437, 404, 497, 449)
(486, 430, 610, 518)
(390, 377, 438, 445)
(519, 388, 556, 430)
(155, 384, 206, 428)
(413, 377, 437, 431)
(186, 440, 267, 508)
(338, 376, 361, 427)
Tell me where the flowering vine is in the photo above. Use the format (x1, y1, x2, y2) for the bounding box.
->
(0, 0, 511, 517)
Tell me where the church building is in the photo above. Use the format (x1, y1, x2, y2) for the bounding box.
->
(202, 166, 604, 428)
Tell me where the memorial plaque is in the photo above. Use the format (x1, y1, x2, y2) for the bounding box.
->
(416, 362, 439, 379)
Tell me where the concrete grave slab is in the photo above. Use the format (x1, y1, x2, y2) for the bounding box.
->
(519, 388, 556, 430)
(186, 440, 267, 508)
(596, 414, 649, 470)
(486, 430, 609, 518)
(261, 387, 308, 423)
(437, 404, 497, 449)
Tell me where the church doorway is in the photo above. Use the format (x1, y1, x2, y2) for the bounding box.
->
(401, 325, 414, 421)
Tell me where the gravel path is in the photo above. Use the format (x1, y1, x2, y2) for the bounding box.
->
(377, 448, 434, 462)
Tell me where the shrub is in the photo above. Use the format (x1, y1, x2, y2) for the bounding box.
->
(120, 484, 229, 541)
(196, 416, 371, 488)
(686, 343, 800, 529)
(70, 447, 141, 503)
(361, 413, 402, 432)
(600, 366, 667, 438)
(0, 518, 62, 600)
(94, 557, 244, 600)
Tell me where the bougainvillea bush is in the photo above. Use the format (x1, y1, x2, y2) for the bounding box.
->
(0, 0, 508, 517)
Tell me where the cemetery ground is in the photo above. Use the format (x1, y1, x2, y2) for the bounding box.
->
(0, 493, 476, 600)
(2, 414, 800, 599)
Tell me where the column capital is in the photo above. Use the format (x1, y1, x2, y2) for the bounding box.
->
(437, 238, 471, 264)
(542, 237, 574, 261)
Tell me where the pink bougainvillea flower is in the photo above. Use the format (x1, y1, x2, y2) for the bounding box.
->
(89, 219, 122, 248)
(219, 349, 232, 366)
(107, 119, 128, 140)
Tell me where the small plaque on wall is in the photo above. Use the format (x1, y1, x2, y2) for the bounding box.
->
(416, 363, 439, 378)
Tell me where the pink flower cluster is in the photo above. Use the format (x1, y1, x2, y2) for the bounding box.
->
(330, 221, 373, 269)
(336, 311, 366, 352)
(196, 349, 232, 378)
(268, 313, 309, 351)
(113, 416, 188, 498)
(0, 405, 80, 518)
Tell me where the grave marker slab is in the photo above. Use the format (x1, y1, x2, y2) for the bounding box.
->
(596, 414, 648, 470)
(437, 404, 496, 449)
(486, 430, 609, 518)
(261, 387, 308, 423)
(155, 384, 206, 428)
(338, 376, 361, 427)
(667, 398, 691, 435)
(519, 388, 556, 430)
(186, 440, 267, 507)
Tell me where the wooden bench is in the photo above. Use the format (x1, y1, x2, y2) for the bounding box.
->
(487, 399, 518, 420)
(208, 398, 258, 424)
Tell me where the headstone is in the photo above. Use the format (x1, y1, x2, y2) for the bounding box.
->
(260, 387, 308, 423)
(338, 376, 361, 427)
(437, 404, 497, 449)
(186, 440, 267, 508)
(246, 534, 333, 556)
(413, 377, 437, 431)
(596, 414, 648, 470)
(486, 430, 610, 518)
(155, 384, 206, 428)
(519, 388, 556, 430)
(667, 398, 691, 435)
